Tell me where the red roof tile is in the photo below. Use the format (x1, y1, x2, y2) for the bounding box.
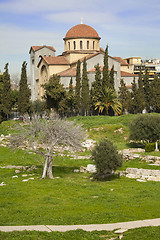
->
(121, 71, 138, 77)
(114, 57, 128, 66)
(58, 67, 76, 77)
(64, 24, 101, 40)
(88, 66, 117, 73)
(30, 45, 56, 53)
(42, 56, 70, 65)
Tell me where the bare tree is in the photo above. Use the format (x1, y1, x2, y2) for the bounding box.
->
(10, 113, 85, 179)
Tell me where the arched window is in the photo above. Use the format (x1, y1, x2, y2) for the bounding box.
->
(80, 41, 83, 50)
(87, 41, 89, 50)
(68, 42, 70, 50)
(74, 41, 76, 50)
(93, 41, 95, 50)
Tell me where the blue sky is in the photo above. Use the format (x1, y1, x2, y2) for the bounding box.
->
(0, 0, 160, 78)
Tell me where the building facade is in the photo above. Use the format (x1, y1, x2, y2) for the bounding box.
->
(30, 23, 137, 100)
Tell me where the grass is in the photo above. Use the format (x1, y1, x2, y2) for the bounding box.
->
(0, 227, 160, 240)
(1, 147, 160, 226)
(1, 115, 160, 239)
(0, 229, 117, 240)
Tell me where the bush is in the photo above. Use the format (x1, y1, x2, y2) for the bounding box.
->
(92, 138, 123, 177)
(145, 143, 155, 152)
(129, 113, 160, 143)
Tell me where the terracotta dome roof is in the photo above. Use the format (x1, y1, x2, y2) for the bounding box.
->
(64, 24, 101, 40)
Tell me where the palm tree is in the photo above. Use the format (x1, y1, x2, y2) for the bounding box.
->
(95, 87, 122, 115)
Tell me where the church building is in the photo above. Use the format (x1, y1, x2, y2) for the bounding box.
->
(29, 23, 137, 101)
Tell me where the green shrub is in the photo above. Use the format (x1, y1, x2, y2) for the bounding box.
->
(92, 138, 123, 177)
(145, 143, 155, 152)
(129, 113, 160, 143)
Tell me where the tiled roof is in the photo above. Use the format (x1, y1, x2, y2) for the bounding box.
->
(64, 24, 101, 40)
(30, 45, 56, 53)
(121, 71, 138, 77)
(114, 57, 128, 66)
(58, 67, 76, 77)
(42, 56, 70, 65)
(88, 66, 117, 73)
(71, 52, 101, 65)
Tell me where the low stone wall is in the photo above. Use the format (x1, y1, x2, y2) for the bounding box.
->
(120, 168, 160, 182)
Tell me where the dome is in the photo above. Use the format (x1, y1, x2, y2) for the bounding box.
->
(64, 24, 101, 40)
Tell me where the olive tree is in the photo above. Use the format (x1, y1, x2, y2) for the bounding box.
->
(92, 138, 122, 179)
(129, 114, 160, 144)
(10, 113, 84, 179)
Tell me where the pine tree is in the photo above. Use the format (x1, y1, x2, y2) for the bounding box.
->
(81, 58, 89, 116)
(143, 68, 151, 113)
(75, 60, 81, 115)
(118, 79, 131, 114)
(1, 63, 12, 119)
(150, 74, 160, 112)
(18, 61, 31, 115)
(136, 65, 145, 113)
(109, 65, 115, 90)
(102, 45, 109, 92)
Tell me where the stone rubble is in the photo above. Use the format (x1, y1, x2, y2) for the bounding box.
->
(120, 168, 160, 181)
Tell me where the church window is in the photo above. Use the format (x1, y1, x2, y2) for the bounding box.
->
(74, 41, 76, 50)
(68, 42, 70, 50)
(80, 41, 83, 50)
(93, 41, 95, 49)
(87, 41, 89, 49)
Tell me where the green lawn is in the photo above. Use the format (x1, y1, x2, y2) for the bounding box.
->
(1, 115, 160, 240)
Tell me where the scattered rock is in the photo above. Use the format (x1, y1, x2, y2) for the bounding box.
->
(15, 170, 20, 174)
(74, 169, 79, 173)
(110, 189, 114, 191)
(12, 175, 18, 178)
(0, 182, 6, 186)
(22, 174, 28, 177)
(81, 139, 96, 150)
(86, 164, 97, 173)
(22, 179, 29, 182)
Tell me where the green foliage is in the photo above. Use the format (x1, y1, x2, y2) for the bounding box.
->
(43, 74, 66, 111)
(145, 143, 155, 152)
(109, 65, 115, 89)
(18, 61, 31, 115)
(31, 100, 46, 116)
(92, 138, 123, 176)
(75, 60, 81, 115)
(118, 79, 131, 114)
(95, 87, 122, 115)
(90, 64, 102, 115)
(81, 58, 89, 116)
(150, 74, 160, 112)
(1, 63, 12, 119)
(143, 68, 152, 113)
(102, 45, 109, 91)
(129, 113, 160, 143)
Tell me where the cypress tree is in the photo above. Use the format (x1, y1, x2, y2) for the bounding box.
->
(91, 64, 103, 113)
(18, 61, 31, 115)
(150, 74, 160, 112)
(81, 57, 89, 116)
(143, 68, 151, 113)
(68, 77, 75, 115)
(136, 65, 145, 113)
(75, 60, 81, 115)
(109, 65, 115, 90)
(118, 78, 131, 114)
(131, 78, 138, 114)
(102, 45, 109, 92)
(1, 63, 12, 119)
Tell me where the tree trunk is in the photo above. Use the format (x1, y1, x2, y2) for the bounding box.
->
(42, 157, 48, 179)
(47, 156, 54, 179)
